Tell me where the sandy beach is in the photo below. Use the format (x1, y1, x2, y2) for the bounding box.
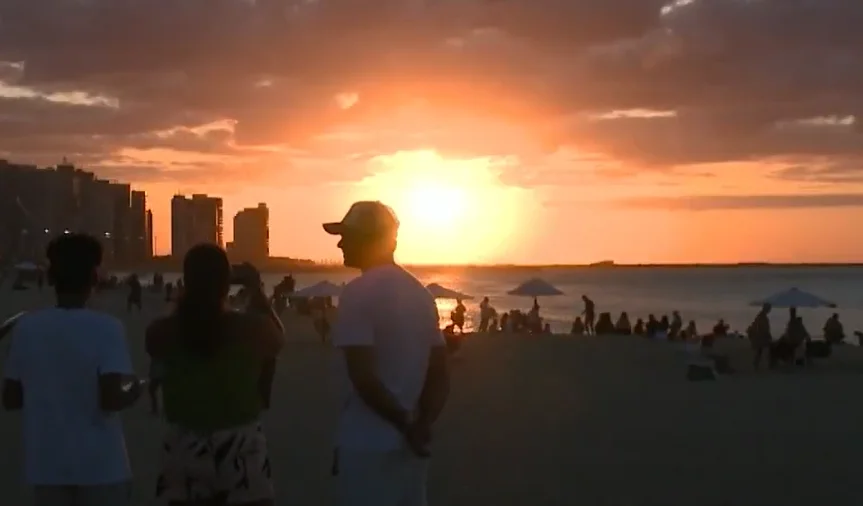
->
(3, 288, 863, 505)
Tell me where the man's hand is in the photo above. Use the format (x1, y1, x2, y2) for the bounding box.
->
(404, 420, 432, 458)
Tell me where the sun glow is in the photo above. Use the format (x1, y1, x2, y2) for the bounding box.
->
(353, 150, 532, 264)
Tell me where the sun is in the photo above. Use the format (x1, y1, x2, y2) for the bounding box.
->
(352, 150, 532, 264)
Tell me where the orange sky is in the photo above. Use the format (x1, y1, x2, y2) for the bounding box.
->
(3, 0, 863, 265)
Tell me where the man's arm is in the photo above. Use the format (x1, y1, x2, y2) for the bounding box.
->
(343, 346, 411, 432)
(98, 320, 142, 412)
(3, 322, 24, 411)
(335, 285, 410, 433)
(417, 344, 450, 426)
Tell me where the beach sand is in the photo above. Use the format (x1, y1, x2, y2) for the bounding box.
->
(3, 288, 863, 505)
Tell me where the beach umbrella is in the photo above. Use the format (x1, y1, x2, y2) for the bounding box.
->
(292, 281, 343, 298)
(426, 283, 473, 300)
(507, 278, 565, 297)
(13, 261, 39, 272)
(750, 287, 836, 308)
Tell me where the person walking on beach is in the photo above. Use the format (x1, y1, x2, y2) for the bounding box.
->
(127, 273, 143, 313)
(582, 295, 596, 335)
(145, 244, 284, 505)
(324, 201, 451, 506)
(3, 234, 143, 505)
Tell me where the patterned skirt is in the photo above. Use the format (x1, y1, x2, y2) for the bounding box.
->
(156, 420, 273, 504)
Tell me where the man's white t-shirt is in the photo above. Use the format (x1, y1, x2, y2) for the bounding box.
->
(4, 308, 133, 485)
(332, 264, 445, 451)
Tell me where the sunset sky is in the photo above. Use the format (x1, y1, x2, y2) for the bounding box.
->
(2, 0, 863, 265)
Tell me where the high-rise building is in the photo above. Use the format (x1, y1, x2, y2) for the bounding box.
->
(129, 190, 148, 264)
(0, 159, 149, 265)
(171, 194, 224, 259)
(146, 210, 154, 259)
(231, 203, 269, 263)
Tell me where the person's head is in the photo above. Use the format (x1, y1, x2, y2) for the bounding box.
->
(457, 298, 463, 305)
(620, 312, 628, 319)
(789, 307, 797, 319)
(832, 313, 839, 320)
(761, 303, 772, 314)
(323, 201, 399, 270)
(483, 296, 489, 303)
(582, 295, 588, 301)
(46, 233, 102, 297)
(176, 244, 232, 354)
(182, 243, 231, 303)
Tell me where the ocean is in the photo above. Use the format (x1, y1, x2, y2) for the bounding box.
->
(137, 266, 863, 336)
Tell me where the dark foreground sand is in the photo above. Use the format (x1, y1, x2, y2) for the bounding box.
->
(3, 289, 863, 505)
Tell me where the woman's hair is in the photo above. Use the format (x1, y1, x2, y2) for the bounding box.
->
(176, 243, 231, 355)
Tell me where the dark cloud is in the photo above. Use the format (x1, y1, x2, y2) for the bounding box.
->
(622, 193, 863, 211)
(0, 0, 862, 180)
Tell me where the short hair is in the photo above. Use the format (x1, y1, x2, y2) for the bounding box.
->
(46, 234, 102, 292)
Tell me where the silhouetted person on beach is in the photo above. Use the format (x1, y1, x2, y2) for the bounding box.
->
(634, 318, 645, 336)
(824, 313, 845, 344)
(670, 311, 683, 340)
(571, 317, 585, 336)
(748, 303, 773, 369)
(127, 274, 142, 312)
(452, 298, 467, 333)
(615, 312, 632, 335)
(3, 234, 142, 504)
(646, 314, 659, 337)
(581, 295, 595, 335)
(479, 296, 492, 332)
(145, 245, 284, 505)
(324, 201, 450, 506)
(713, 319, 729, 337)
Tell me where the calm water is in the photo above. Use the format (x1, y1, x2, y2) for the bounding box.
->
(135, 266, 863, 336)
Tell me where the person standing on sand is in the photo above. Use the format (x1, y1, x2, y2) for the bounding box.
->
(747, 303, 773, 369)
(145, 244, 284, 505)
(324, 201, 451, 506)
(3, 234, 143, 505)
(127, 273, 143, 313)
(582, 295, 596, 335)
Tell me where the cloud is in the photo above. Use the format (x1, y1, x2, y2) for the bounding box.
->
(622, 193, 863, 211)
(0, 0, 862, 182)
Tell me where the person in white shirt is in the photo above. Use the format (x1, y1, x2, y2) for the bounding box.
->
(2, 234, 143, 506)
(324, 201, 451, 506)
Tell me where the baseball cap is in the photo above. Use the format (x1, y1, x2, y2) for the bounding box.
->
(323, 201, 400, 237)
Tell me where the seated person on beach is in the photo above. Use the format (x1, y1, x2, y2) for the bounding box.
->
(770, 316, 809, 367)
(824, 313, 845, 344)
(683, 321, 698, 341)
(499, 312, 510, 332)
(571, 317, 585, 336)
(633, 318, 645, 336)
(615, 312, 632, 335)
(659, 315, 670, 334)
(713, 319, 729, 337)
(594, 312, 615, 335)
(543, 323, 552, 334)
(527, 307, 542, 333)
(145, 246, 284, 505)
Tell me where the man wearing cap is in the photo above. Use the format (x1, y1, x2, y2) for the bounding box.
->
(324, 201, 450, 506)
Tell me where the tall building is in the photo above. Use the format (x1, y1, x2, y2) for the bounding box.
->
(0, 159, 149, 265)
(128, 190, 148, 264)
(171, 194, 224, 259)
(146, 210, 154, 259)
(230, 203, 269, 263)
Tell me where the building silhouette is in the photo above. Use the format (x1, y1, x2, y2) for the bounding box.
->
(227, 203, 269, 263)
(0, 159, 152, 265)
(171, 194, 224, 259)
